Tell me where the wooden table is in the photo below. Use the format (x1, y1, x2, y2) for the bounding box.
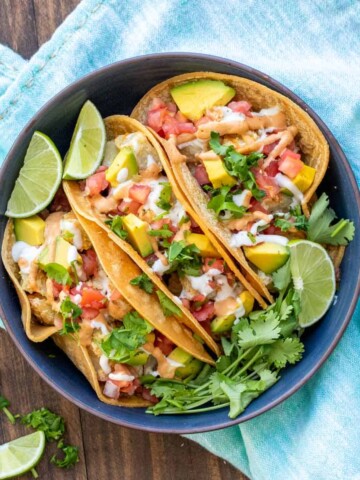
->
(0, 2, 247, 479)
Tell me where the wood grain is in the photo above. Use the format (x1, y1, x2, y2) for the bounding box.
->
(0, 2, 248, 479)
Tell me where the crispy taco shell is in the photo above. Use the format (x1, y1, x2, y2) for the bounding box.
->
(131, 72, 330, 299)
(64, 115, 268, 356)
(1, 220, 59, 342)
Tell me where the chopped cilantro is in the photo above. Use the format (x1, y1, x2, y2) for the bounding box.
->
(156, 291, 182, 317)
(148, 224, 174, 238)
(167, 241, 202, 276)
(51, 440, 79, 469)
(42, 263, 72, 286)
(207, 186, 247, 218)
(59, 297, 82, 335)
(130, 273, 154, 294)
(105, 215, 128, 240)
(156, 182, 172, 211)
(21, 408, 65, 442)
(0, 395, 16, 424)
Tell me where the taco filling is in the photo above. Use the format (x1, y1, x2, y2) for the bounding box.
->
(81, 128, 256, 337)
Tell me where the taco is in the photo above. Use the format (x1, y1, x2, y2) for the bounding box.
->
(131, 72, 330, 299)
(2, 200, 215, 406)
(64, 114, 271, 354)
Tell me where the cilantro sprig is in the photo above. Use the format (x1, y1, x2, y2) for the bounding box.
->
(166, 241, 203, 277)
(130, 273, 154, 294)
(274, 206, 308, 232)
(42, 263, 72, 286)
(59, 297, 82, 336)
(0, 395, 16, 424)
(156, 182, 173, 211)
(156, 291, 182, 317)
(206, 185, 247, 218)
(51, 440, 79, 469)
(105, 215, 128, 240)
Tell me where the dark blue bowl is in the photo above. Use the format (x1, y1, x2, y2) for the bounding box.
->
(0, 53, 359, 433)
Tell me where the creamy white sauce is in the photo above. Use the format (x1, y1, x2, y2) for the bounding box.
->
(275, 173, 304, 204)
(72, 294, 82, 305)
(250, 218, 272, 235)
(108, 372, 135, 382)
(99, 355, 112, 374)
(67, 245, 79, 264)
(256, 234, 289, 246)
(214, 275, 236, 302)
(257, 270, 273, 286)
(116, 132, 144, 155)
(234, 303, 246, 319)
(143, 177, 168, 216)
(90, 320, 109, 336)
(164, 200, 185, 227)
(151, 258, 170, 275)
(146, 154, 156, 167)
(219, 106, 246, 122)
(116, 167, 129, 184)
(167, 358, 184, 368)
(252, 106, 280, 117)
(232, 190, 252, 208)
(186, 268, 221, 297)
(230, 232, 288, 247)
(12, 241, 41, 274)
(91, 269, 110, 297)
(60, 219, 83, 250)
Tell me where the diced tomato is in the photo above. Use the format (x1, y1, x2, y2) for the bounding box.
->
(192, 294, 206, 303)
(167, 102, 177, 113)
(263, 225, 284, 235)
(81, 287, 107, 309)
(70, 286, 82, 296)
(118, 199, 142, 215)
(278, 155, 304, 179)
(249, 200, 269, 214)
(52, 280, 69, 298)
(280, 149, 301, 161)
(264, 160, 280, 177)
(110, 289, 122, 301)
(81, 249, 98, 278)
(228, 101, 252, 115)
(175, 111, 189, 122)
(96, 165, 108, 173)
(181, 298, 191, 309)
(149, 98, 167, 110)
(155, 333, 175, 356)
(81, 307, 100, 320)
(192, 302, 215, 322)
(162, 116, 196, 138)
(148, 108, 167, 132)
(253, 170, 280, 198)
(49, 187, 71, 212)
(203, 258, 225, 273)
(120, 381, 138, 395)
(262, 141, 279, 156)
(194, 164, 210, 185)
(86, 171, 109, 196)
(195, 116, 211, 127)
(142, 387, 159, 404)
(129, 184, 151, 204)
(151, 218, 177, 234)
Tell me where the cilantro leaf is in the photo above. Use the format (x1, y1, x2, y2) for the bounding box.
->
(130, 273, 154, 294)
(21, 408, 65, 441)
(59, 298, 82, 336)
(156, 291, 182, 317)
(237, 313, 281, 348)
(266, 337, 304, 368)
(272, 260, 291, 292)
(42, 263, 72, 286)
(307, 193, 355, 245)
(274, 207, 308, 232)
(148, 224, 174, 238)
(51, 441, 79, 469)
(105, 215, 128, 240)
(123, 311, 153, 335)
(156, 182, 173, 211)
(220, 378, 265, 419)
(0, 394, 16, 424)
(167, 241, 202, 277)
(207, 186, 247, 218)
(101, 319, 148, 364)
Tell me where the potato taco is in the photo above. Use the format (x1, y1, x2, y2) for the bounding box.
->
(131, 72, 331, 299)
(64, 115, 268, 356)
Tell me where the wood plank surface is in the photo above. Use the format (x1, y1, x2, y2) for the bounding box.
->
(0, 2, 248, 479)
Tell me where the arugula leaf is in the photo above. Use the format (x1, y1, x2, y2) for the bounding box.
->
(105, 215, 128, 240)
(272, 260, 291, 292)
(0, 394, 16, 424)
(156, 182, 173, 211)
(51, 440, 79, 469)
(59, 297, 82, 336)
(42, 263, 72, 286)
(148, 224, 174, 238)
(237, 313, 281, 348)
(307, 193, 355, 245)
(167, 241, 202, 276)
(266, 337, 304, 368)
(21, 408, 65, 441)
(156, 291, 182, 317)
(130, 273, 154, 294)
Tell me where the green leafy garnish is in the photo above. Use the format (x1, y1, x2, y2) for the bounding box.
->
(130, 273, 154, 294)
(209, 131, 265, 200)
(237, 313, 281, 348)
(156, 291, 182, 317)
(274, 206, 308, 232)
(42, 263, 72, 286)
(167, 241, 202, 276)
(266, 337, 304, 368)
(51, 440, 79, 469)
(148, 223, 174, 238)
(59, 297, 82, 335)
(156, 182, 172, 211)
(21, 408, 65, 442)
(307, 193, 355, 245)
(207, 185, 247, 218)
(61, 231, 74, 243)
(100, 312, 153, 363)
(105, 215, 128, 240)
(0, 394, 16, 424)
(272, 260, 291, 291)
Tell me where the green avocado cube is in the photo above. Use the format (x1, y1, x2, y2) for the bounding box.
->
(122, 213, 154, 258)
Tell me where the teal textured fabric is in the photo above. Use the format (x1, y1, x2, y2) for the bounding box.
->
(0, 1, 359, 478)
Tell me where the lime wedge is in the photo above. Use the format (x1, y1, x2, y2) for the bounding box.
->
(0, 431, 45, 479)
(63, 100, 106, 180)
(6, 132, 62, 218)
(290, 240, 336, 327)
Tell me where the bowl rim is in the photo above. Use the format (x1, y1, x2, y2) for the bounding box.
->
(0, 52, 359, 433)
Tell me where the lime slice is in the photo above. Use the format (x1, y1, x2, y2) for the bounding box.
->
(290, 240, 336, 327)
(6, 132, 62, 218)
(0, 431, 45, 479)
(63, 100, 106, 180)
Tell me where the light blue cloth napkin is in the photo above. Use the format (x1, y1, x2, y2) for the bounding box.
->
(0, 1, 359, 478)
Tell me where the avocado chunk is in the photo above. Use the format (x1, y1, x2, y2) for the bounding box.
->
(211, 314, 236, 334)
(203, 157, 237, 189)
(168, 347, 193, 365)
(243, 242, 289, 274)
(105, 146, 138, 187)
(126, 351, 149, 366)
(122, 213, 154, 257)
(176, 359, 203, 379)
(292, 164, 316, 192)
(239, 291, 255, 316)
(38, 236, 81, 270)
(186, 233, 221, 258)
(170, 80, 236, 122)
(14, 215, 45, 246)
